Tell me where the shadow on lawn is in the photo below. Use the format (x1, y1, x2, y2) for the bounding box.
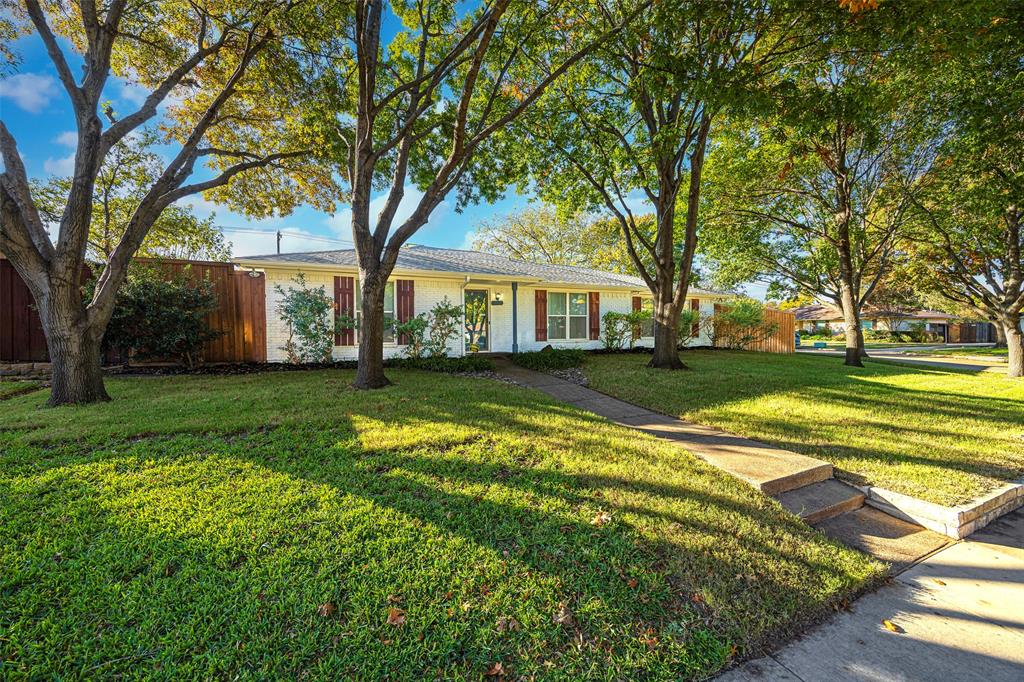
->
(0, 388, 877, 679)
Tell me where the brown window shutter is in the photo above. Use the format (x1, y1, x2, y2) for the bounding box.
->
(691, 298, 700, 337)
(632, 295, 642, 340)
(335, 276, 355, 346)
(588, 292, 600, 340)
(535, 289, 547, 341)
(397, 279, 414, 344)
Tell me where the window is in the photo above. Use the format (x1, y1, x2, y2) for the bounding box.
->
(640, 299, 654, 338)
(860, 320, 873, 330)
(354, 280, 396, 343)
(547, 292, 588, 340)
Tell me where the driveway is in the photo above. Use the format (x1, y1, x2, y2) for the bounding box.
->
(718, 507, 1024, 681)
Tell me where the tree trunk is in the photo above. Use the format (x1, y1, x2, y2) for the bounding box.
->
(648, 300, 685, 369)
(838, 285, 864, 368)
(1003, 320, 1023, 378)
(855, 324, 869, 358)
(47, 326, 109, 405)
(993, 322, 1007, 348)
(353, 271, 391, 389)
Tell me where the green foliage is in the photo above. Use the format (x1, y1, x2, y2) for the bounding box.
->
(31, 132, 230, 261)
(709, 299, 779, 350)
(601, 310, 652, 351)
(0, 370, 880, 679)
(391, 355, 494, 373)
(395, 315, 430, 359)
(425, 297, 464, 359)
(512, 348, 586, 371)
(103, 265, 221, 368)
(676, 308, 702, 349)
(274, 274, 335, 364)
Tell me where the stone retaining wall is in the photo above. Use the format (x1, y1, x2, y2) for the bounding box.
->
(0, 362, 52, 378)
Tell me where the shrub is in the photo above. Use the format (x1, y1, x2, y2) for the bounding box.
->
(425, 297, 464, 358)
(395, 314, 430, 358)
(391, 355, 494, 373)
(104, 265, 221, 368)
(275, 273, 336, 363)
(601, 310, 652, 350)
(709, 298, 779, 350)
(512, 348, 586, 371)
(676, 307, 702, 349)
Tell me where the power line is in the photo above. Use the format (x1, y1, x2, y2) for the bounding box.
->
(215, 225, 354, 249)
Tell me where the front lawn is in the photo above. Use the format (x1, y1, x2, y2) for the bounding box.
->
(584, 352, 1024, 506)
(0, 371, 878, 680)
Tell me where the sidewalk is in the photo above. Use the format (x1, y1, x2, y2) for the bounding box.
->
(495, 358, 1023, 680)
(719, 508, 1024, 682)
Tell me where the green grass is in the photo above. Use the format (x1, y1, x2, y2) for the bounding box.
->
(901, 346, 1008, 360)
(0, 380, 41, 400)
(584, 352, 1024, 506)
(0, 370, 879, 680)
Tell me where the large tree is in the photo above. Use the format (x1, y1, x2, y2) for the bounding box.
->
(0, 1, 335, 405)
(700, 5, 937, 367)
(902, 0, 1022, 376)
(519, 0, 819, 369)
(32, 132, 230, 261)
(330, 0, 637, 389)
(470, 204, 649, 276)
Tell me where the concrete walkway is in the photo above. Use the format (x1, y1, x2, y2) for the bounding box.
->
(494, 359, 950, 564)
(719, 508, 1024, 682)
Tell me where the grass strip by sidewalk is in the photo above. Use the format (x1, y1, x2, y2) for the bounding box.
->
(584, 351, 1024, 506)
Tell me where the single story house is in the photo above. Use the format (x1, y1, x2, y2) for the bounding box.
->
(234, 245, 732, 361)
(793, 303, 955, 339)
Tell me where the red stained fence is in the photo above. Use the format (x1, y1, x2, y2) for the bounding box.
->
(713, 303, 796, 354)
(0, 258, 266, 364)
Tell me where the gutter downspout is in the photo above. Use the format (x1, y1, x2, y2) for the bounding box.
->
(511, 281, 519, 354)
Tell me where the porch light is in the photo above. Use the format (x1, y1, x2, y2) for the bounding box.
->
(491, 292, 504, 305)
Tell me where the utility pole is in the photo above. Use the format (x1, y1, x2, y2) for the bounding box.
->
(276, 230, 282, 254)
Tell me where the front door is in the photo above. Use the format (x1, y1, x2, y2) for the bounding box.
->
(464, 289, 489, 351)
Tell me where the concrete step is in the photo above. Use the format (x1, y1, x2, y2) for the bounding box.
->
(776, 479, 865, 524)
(683, 433, 834, 495)
(815, 506, 952, 574)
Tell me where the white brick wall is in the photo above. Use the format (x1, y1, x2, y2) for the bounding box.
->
(261, 265, 723, 360)
(263, 267, 466, 362)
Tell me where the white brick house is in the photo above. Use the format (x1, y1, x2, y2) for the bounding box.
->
(234, 245, 730, 362)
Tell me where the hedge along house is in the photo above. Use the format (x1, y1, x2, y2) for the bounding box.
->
(233, 245, 732, 362)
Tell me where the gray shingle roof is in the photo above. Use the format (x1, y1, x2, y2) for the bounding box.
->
(793, 304, 955, 321)
(235, 244, 723, 294)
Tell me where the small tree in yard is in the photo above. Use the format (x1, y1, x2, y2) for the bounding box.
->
(275, 275, 335, 364)
(601, 310, 651, 351)
(103, 266, 220, 368)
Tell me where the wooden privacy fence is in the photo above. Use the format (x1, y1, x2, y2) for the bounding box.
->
(712, 303, 795, 354)
(0, 258, 266, 364)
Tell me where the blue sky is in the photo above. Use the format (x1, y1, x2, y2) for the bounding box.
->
(1, 27, 767, 298)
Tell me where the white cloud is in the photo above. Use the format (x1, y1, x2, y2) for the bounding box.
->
(53, 131, 78, 147)
(119, 82, 149, 108)
(0, 73, 59, 113)
(324, 186, 451, 240)
(43, 152, 75, 176)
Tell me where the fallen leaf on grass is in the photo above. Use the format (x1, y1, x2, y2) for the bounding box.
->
(882, 619, 904, 633)
(317, 602, 336, 617)
(591, 511, 612, 526)
(387, 593, 403, 604)
(484, 661, 505, 677)
(553, 602, 575, 627)
(387, 607, 406, 626)
(496, 616, 521, 633)
(626, 578, 638, 589)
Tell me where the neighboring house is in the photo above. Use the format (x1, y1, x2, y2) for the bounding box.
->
(793, 304, 955, 340)
(233, 245, 731, 361)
